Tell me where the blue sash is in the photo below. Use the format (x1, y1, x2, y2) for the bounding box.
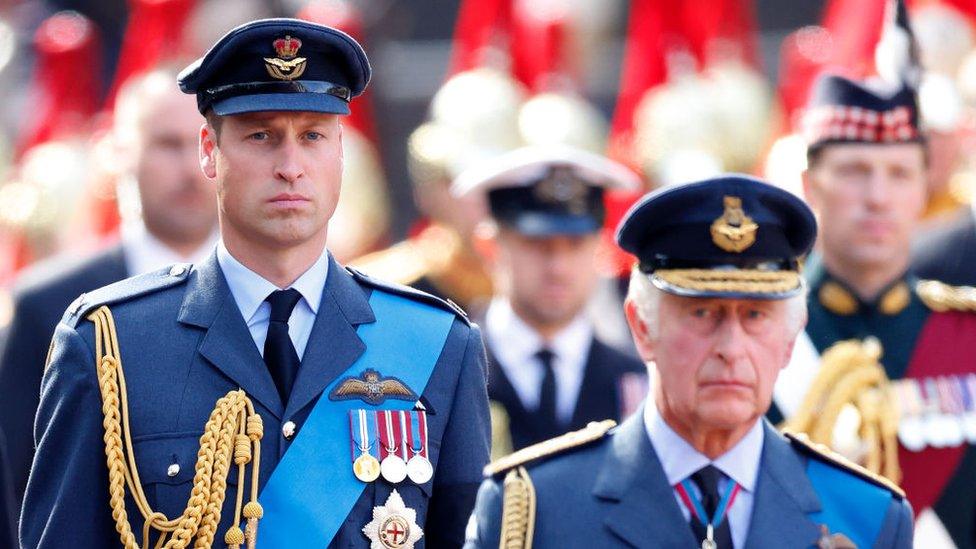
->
(806, 459, 892, 548)
(258, 289, 455, 547)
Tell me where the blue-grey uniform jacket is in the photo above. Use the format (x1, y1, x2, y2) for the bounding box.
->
(20, 252, 490, 548)
(465, 411, 913, 548)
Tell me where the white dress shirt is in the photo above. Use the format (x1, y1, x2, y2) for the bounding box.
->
(120, 222, 218, 276)
(485, 298, 593, 424)
(644, 404, 764, 549)
(216, 241, 329, 360)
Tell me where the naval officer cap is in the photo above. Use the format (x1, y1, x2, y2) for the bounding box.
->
(178, 18, 371, 116)
(616, 175, 817, 299)
(452, 145, 640, 236)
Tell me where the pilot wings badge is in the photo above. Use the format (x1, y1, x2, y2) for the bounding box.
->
(710, 195, 758, 253)
(330, 369, 418, 405)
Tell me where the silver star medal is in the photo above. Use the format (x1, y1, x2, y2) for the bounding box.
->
(362, 489, 424, 549)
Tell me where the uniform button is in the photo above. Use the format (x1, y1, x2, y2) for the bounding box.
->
(282, 421, 297, 440)
(167, 463, 180, 477)
(169, 264, 187, 277)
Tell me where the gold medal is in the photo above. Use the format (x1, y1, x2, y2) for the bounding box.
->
(354, 452, 381, 482)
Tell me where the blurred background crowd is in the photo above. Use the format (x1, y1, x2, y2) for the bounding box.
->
(0, 0, 974, 307)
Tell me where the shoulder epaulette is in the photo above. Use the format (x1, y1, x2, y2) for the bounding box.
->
(784, 431, 905, 499)
(61, 264, 192, 328)
(917, 279, 976, 313)
(484, 419, 616, 477)
(345, 266, 469, 325)
(348, 240, 428, 287)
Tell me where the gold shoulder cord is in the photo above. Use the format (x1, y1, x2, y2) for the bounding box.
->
(88, 305, 265, 549)
(498, 466, 535, 549)
(782, 338, 901, 484)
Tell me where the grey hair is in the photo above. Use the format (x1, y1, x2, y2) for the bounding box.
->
(626, 267, 808, 339)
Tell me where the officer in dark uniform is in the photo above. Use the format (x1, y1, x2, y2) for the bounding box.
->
(770, 71, 976, 548)
(20, 19, 489, 549)
(452, 146, 647, 457)
(465, 175, 914, 548)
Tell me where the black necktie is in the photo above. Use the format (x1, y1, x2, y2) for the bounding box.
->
(536, 348, 559, 434)
(264, 289, 302, 405)
(689, 465, 734, 548)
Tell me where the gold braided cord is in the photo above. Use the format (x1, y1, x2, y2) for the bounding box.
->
(782, 338, 902, 484)
(498, 467, 535, 549)
(87, 306, 264, 549)
(654, 269, 800, 294)
(917, 280, 976, 312)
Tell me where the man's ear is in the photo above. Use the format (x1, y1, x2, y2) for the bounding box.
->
(624, 299, 656, 363)
(200, 123, 217, 179)
(471, 222, 499, 266)
(800, 167, 818, 209)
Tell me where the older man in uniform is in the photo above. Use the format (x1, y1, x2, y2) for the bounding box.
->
(0, 65, 218, 546)
(465, 175, 914, 548)
(452, 146, 646, 456)
(770, 71, 976, 548)
(21, 19, 489, 549)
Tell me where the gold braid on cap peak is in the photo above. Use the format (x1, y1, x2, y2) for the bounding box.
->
(781, 338, 902, 485)
(654, 269, 800, 294)
(88, 306, 264, 549)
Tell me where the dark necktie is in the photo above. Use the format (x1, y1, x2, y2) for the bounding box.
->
(536, 348, 559, 434)
(264, 289, 303, 405)
(689, 465, 734, 548)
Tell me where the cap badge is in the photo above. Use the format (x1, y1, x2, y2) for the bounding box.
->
(264, 35, 307, 81)
(535, 166, 588, 214)
(710, 195, 758, 253)
(362, 489, 424, 548)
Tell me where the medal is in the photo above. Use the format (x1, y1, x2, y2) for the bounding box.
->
(896, 380, 926, 451)
(362, 489, 424, 549)
(351, 410, 381, 482)
(961, 375, 976, 443)
(406, 410, 434, 484)
(379, 411, 407, 484)
(675, 475, 740, 549)
(923, 378, 951, 448)
(937, 377, 965, 447)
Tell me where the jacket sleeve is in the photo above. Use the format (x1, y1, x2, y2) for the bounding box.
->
(874, 496, 914, 549)
(462, 478, 503, 549)
(426, 322, 491, 547)
(20, 322, 118, 548)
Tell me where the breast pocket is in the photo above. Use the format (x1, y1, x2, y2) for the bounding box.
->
(132, 432, 242, 521)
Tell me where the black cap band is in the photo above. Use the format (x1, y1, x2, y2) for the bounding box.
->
(200, 80, 352, 113)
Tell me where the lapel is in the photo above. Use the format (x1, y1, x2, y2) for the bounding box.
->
(178, 253, 285, 419)
(743, 422, 822, 548)
(284, 256, 374, 419)
(105, 245, 130, 280)
(571, 338, 615, 426)
(486, 348, 529, 419)
(591, 411, 697, 548)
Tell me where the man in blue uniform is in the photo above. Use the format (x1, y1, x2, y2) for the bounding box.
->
(465, 175, 914, 548)
(452, 146, 647, 456)
(21, 19, 490, 549)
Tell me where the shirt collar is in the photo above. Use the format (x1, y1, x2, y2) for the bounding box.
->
(216, 240, 330, 324)
(644, 404, 763, 492)
(121, 221, 218, 276)
(485, 297, 593, 366)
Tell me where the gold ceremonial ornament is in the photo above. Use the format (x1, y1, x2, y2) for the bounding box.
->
(87, 306, 264, 549)
(518, 92, 607, 153)
(782, 338, 902, 484)
(533, 166, 588, 214)
(354, 452, 382, 483)
(710, 196, 758, 253)
(264, 35, 307, 80)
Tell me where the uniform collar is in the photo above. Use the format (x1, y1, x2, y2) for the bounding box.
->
(643, 403, 763, 492)
(807, 255, 913, 316)
(485, 297, 593, 368)
(216, 240, 330, 325)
